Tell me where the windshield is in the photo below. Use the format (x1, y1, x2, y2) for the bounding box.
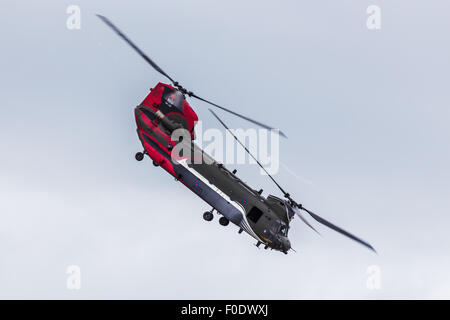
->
(277, 223, 288, 236)
(163, 90, 184, 111)
(269, 220, 288, 237)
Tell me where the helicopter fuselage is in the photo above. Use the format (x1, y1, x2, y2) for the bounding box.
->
(135, 83, 292, 253)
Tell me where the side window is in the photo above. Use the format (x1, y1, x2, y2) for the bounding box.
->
(247, 207, 263, 223)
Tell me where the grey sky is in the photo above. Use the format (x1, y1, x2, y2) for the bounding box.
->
(1, 0, 450, 299)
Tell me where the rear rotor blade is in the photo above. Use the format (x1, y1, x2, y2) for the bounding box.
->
(209, 109, 289, 195)
(193, 94, 286, 138)
(299, 205, 376, 252)
(96, 15, 175, 84)
(97, 15, 286, 136)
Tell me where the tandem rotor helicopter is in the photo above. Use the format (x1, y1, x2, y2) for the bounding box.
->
(98, 15, 375, 254)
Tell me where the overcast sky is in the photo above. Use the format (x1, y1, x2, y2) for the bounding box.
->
(1, 0, 450, 299)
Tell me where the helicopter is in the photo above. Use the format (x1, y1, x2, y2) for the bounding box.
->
(98, 15, 375, 254)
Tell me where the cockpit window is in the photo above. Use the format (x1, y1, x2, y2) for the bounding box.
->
(278, 224, 288, 236)
(163, 90, 184, 111)
(270, 220, 288, 237)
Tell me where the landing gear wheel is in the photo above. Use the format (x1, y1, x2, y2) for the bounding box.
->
(219, 216, 229, 226)
(152, 160, 160, 167)
(135, 152, 144, 161)
(203, 211, 213, 222)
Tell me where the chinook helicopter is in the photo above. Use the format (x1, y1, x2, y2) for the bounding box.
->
(98, 15, 375, 254)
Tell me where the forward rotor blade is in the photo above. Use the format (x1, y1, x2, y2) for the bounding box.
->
(293, 207, 321, 235)
(209, 109, 289, 195)
(210, 108, 375, 253)
(96, 15, 175, 84)
(299, 206, 376, 253)
(194, 94, 286, 138)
